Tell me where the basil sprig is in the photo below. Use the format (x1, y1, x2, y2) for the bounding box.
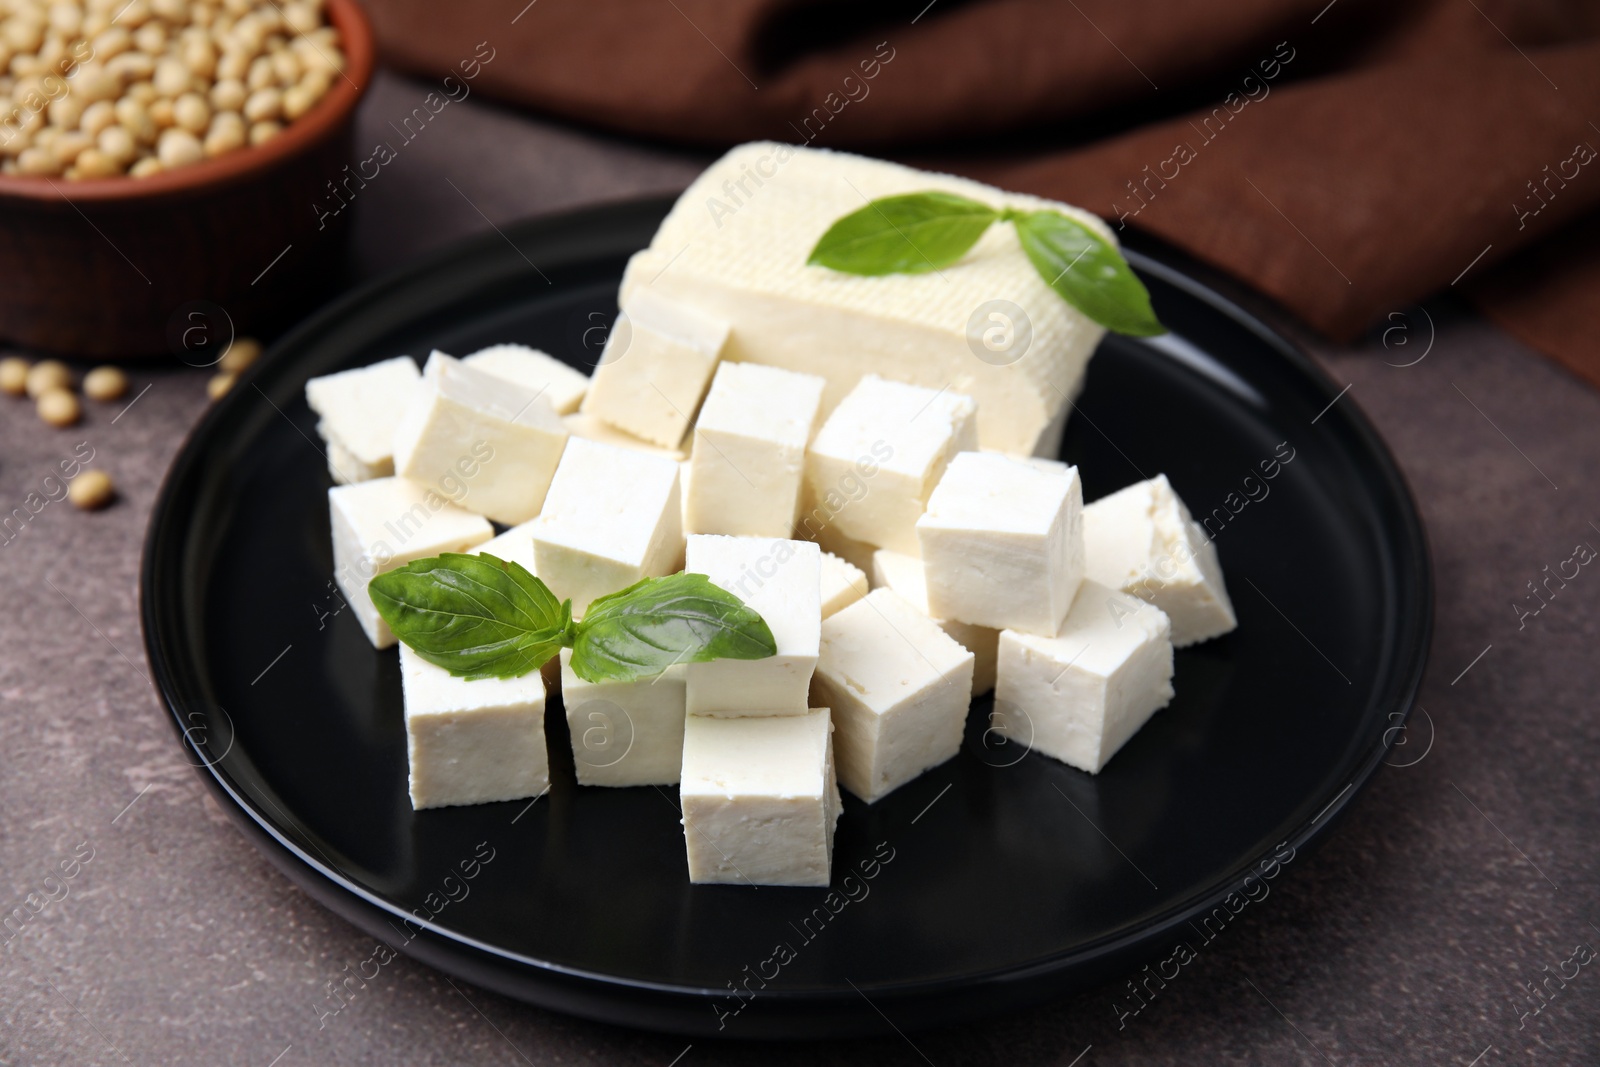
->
(807, 191, 1163, 337)
(369, 554, 777, 684)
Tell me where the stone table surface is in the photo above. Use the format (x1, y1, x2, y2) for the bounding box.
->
(1, 72, 1596, 1066)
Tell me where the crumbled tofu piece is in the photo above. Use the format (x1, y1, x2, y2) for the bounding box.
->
(994, 580, 1174, 774)
(811, 588, 974, 803)
(401, 645, 550, 809)
(1083, 474, 1237, 646)
(462, 343, 590, 415)
(819, 550, 869, 618)
(305, 355, 421, 484)
(560, 649, 686, 787)
(582, 288, 730, 448)
(805, 374, 977, 554)
(392, 352, 569, 525)
(917, 451, 1084, 636)
(683, 535, 820, 716)
(685, 362, 825, 537)
(679, 707, 841, 886)
(329, 477, 494, 649)
(872, 548, 999, 697)
(532, 437, 684, 617)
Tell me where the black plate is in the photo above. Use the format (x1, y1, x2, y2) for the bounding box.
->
(141, 198, 1430, 1038)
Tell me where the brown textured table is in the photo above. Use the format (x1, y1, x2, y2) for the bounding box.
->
(2, 72, 1596, 1066)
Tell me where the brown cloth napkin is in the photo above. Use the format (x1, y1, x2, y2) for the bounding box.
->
(370, 0, 1600, 384)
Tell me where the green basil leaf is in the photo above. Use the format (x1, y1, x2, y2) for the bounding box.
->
(807, 191, 999, 275)
(570, 573, 777, 684)
(369, 553, 572, 680)
(1012, 209, 1165, 337)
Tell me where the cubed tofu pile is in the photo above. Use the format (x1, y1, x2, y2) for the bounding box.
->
(307, 143, 1240, 887)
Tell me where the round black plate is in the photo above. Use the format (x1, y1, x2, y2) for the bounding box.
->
(141, 198, 1431, 1038)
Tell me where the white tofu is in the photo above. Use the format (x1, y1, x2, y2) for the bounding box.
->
(329, 477, 494, 649)
(562, 411, 687, 462)
(392, 352, 569, 525)
(811, 589, 974, 803)
(683, 535, 820, 716)
(685, 362, 825, 537)
(872, 548, 999, 697)
(1084, 475, 1237, 646)
(469, 520, 540, 575)
(400, 645, 550, 809)
(917, 451, 1084, 636)
(994, 580, 1174, 774)
(582, 288, 730, 448)
(462, 343, 590, 415)
(799, 518, 878, 576)
(618, 142, 1110, 456)
(532, 437, 684, 617)
(804, 375, 977, 555)
(679, 707, 841, 886)
(819, 551, 868, 618)
(305, 355, 421, 484)
(560, 649, 685, 787)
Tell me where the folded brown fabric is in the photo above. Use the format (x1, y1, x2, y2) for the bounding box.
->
(370, 0, 1600, 381)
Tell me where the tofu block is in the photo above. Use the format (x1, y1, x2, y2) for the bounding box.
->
(392, 352, 569, 525)
(685, 362, 825, 537)
(679, 707, 841, 886)
(462, 343, 590, 415)
(811, 589, 974, 803)
(563, 411, 686, 462)
(799, 518, 878, 576)
(618, 142, 1110, 456)
(994, 580, 1174, 774)
(329, 477, 494, 649)
(805, 375, 978, 554)
(683, 535, 820, 716)
(532, 437, 684, 617)
(917, 451, 1084, 636)
(400, 645, 550, 809)
(819, 550, 869, 618)
(1084, 475, 1237, 646)
(560, 649, 686, 787)
(305, 355, 421, 484)
(872, 548, 999, 697)
(469, 519, 540, 575)
(582, 288, 730, 449)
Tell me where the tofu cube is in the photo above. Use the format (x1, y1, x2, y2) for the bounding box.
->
(400, 645, 550, 809)
(917, 451, 1084, 636)
(819, 550, 869, 618)
(685, 362, 826, 537)
(392, 352, 569, 525)
(1084, 474, 1237, 646)
(798, 516, 878, 576)
(532, 437, 684, 617)
(994, 580, 1174, 774)
(811, 588, 974, 803)
(468, 519, 540, 576)
(563, 411, 687, 462)
(462, 343, 590, 415)
(872, 548, 998, 697)
(683, 535, 820, 716)
(582, 288, 730, 449)
(329, 477, 494, 649)
(804, 375, 977, 554)
(560, 649, 686, 787)
(679, 707, 841, 886)
(305, 355, 421, 484)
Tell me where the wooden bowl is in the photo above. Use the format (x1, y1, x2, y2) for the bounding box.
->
(0, 0, 374, 359)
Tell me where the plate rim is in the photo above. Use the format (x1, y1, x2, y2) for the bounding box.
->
(139, 196, 1434, 1033)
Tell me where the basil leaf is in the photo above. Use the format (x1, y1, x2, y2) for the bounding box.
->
(368, 553, 572, 680)
(570, 573, 777, 684)
(1012, 209, 1165, 337)
(807, 191, 998, 275)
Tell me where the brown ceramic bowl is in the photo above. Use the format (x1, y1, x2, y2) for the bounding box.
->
(0, 0, 374, 359)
